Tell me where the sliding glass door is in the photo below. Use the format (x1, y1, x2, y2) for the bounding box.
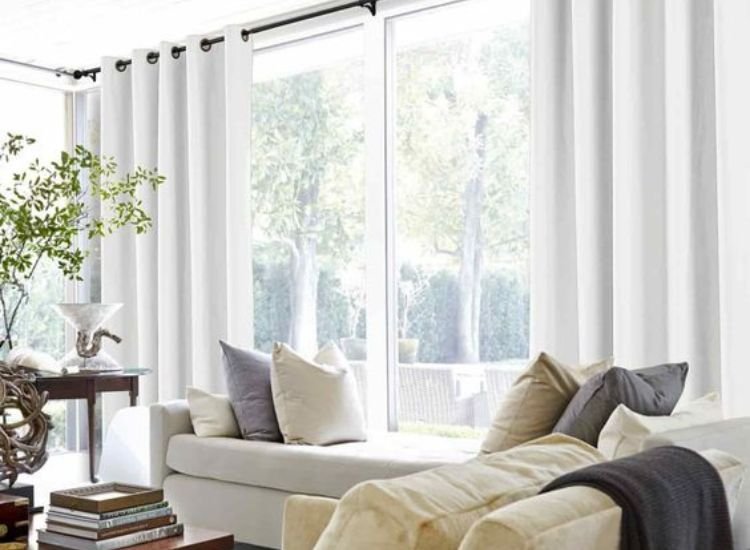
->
(249, 0, 530, 437)
(389, 0, 530, 436)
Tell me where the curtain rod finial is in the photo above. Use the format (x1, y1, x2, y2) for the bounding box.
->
(362, 1, 376, 16)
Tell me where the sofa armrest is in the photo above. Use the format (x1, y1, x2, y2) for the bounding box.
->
(282, 495, 338, 550)
(149, 400, 193, 487)
(459, 486, 620, 550)
(642, 417, 750, 550)
(460, 448, 744, 550)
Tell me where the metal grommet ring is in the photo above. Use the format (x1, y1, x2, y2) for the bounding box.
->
(171, 46, 181, 59)
(146, 51, 159, 64)
(115, 59, 128, 72)
(200, 38, 212, 52)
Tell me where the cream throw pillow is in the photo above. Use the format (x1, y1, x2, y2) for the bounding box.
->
(458, 448, 745, 550)
(314, 434, 604, 550)
(186, 386, 240, 438)
(481, 352, 613, 454)
(271, 342, 366, 445)
(597, 392, 723, 460)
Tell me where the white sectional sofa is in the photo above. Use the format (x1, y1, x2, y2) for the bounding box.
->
(103, 401, 750, 549)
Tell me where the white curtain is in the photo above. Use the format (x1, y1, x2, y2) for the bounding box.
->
(530, 0, 750, 416)
(100, 26, 253, 405)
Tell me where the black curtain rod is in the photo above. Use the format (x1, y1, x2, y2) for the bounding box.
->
(70, 0, 377, 82)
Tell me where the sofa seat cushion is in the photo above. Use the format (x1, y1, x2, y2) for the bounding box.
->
(166, 432, 477, 498)
(314, 434, 603, 550)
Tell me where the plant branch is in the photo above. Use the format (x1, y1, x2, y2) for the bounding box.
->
(0, 134, 165, 348)
(0, 287, 12, 350)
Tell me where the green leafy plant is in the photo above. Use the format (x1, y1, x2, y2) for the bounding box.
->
(0, 134, 165, 352)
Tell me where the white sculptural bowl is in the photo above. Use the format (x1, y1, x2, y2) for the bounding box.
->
(53, 303, 124, 372)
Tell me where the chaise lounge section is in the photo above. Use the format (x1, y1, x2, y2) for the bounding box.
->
(146, 400, 477, 548)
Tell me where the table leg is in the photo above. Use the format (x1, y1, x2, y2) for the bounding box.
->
(129, 378, 138, 407)
(86, 383, 98, 483)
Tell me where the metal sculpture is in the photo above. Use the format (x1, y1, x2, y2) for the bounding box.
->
(76, 328, 122, 359)
(0, 362, 49, 487)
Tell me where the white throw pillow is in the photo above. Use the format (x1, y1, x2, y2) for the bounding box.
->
(186, 386, 240, 438)
(315, 434, 604, 550)
(597, 392, 723, 460)
(481, 352, 613, 454)
(271, 342, 366, 445)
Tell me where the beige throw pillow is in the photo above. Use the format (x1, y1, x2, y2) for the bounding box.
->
(271, 342, 366, 445)
(597, 392, 723, 460)
(315, 434, 604, 550)
(481, 352, 613, 454)
(186, 386, 240, 438)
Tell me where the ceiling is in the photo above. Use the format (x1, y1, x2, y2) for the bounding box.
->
(0, 0, 332, 71)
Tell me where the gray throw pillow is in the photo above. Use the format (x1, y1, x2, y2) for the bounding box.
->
(220, 341, 283, 442)
(553, 363, 688, 446)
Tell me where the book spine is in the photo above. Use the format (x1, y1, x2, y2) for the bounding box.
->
(47, 515, 176, 540)
(47, 507, 173, 530)
(99, 515, 176, 540)
(99, 524, 184, 550)
(99, 507, 172, 529)
(48, 500, 168, 520)
(100, 501, 168, 520)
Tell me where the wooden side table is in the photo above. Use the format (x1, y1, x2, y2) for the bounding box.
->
(31, 369, 151, 483)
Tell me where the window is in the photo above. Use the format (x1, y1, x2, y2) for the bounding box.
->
(251, 29, 367, 365)
(390, 0, 530, 437)
(0, 78, 70, 450)
(250, 0, 529, 438)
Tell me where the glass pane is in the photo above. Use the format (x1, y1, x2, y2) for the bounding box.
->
(251, 29, 367, 406)
(0, 79, 69, 450)
(391, 0, 530, 438)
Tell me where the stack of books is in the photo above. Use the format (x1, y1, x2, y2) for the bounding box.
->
(37, 483, 183, 550)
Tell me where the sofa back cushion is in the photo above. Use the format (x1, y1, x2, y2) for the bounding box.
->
(272, 342, 366, 446)
(481, 353, 613, 454)
(314, 434, 603, 550)
(598, 393, 723, 459)
(220, 340, 283, 442)
(553, 363, 688, 446)
(458, 448, 745, 550)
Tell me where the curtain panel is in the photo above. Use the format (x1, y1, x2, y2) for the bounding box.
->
(100, 27, 253, 403)
(530, 0, 750, 415)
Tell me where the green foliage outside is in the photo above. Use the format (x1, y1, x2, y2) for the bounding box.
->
(399, 422, 485, 440)
(252, 63, 364, 353)
(251, 20, 529, 365)
(253, 261, 528, 362)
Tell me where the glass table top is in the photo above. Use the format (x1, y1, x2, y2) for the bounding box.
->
(25, 368, 152, 378)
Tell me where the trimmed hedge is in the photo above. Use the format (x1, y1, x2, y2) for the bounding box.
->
(253, 262, 528, 362)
